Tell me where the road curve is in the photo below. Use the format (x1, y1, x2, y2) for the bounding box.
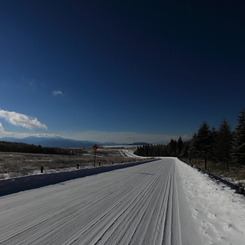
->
(0, 158, 201, 245)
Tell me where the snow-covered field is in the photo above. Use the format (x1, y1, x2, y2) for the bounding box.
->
(121, 149, 147, 159)
(0, 156, 244, 244)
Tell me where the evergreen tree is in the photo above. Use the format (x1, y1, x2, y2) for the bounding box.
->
(195, 121, 212, 170)
(167, 139, 177, 156)
(210, 126, 218, 161)
(180, 140, 190, 158)
(188, 133, 198, 162)
(233, 108, 245, 164)
(177, 136, 183, 156)
(215, 118, 233, 170)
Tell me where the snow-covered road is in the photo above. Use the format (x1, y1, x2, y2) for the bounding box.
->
(0, 158, 244, 244)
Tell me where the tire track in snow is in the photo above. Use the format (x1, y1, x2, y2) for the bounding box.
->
(0, 158, 200, 245)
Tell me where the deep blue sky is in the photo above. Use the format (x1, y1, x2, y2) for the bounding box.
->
(0, 0, 245, 143)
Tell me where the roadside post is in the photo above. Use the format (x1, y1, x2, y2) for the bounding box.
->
(92, 144, 99, 167)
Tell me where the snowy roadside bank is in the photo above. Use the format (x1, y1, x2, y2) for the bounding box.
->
(0, 158, 156, 196)
(180, 160, 245, 195)
(175, 158, 245, 245)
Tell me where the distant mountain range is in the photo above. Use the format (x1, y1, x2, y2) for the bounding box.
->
(0, 136, 150, 148)
(128, 142, 151, 146)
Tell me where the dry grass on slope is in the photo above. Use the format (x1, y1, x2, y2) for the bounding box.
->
(0, 147, 137, 179)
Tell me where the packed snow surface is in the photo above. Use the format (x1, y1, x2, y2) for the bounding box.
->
(0, 157, 244, 244)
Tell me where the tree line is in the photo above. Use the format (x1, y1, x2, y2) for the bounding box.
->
(0, 141, 75, 155)
(134, 108, 245, 170)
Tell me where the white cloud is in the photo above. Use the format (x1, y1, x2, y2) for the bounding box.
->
(0, 123, 4, 131)
(0, 109, 47, 130)
(53, 90, 63, 96)
(21, 77, 36, 86)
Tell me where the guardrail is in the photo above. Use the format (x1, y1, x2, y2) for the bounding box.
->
(180, 159, 245, 196)
(0, 158, 157, 197)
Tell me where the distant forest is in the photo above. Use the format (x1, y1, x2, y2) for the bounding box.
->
(0, 141, 75, 155)
(135, 108, 245, 170)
